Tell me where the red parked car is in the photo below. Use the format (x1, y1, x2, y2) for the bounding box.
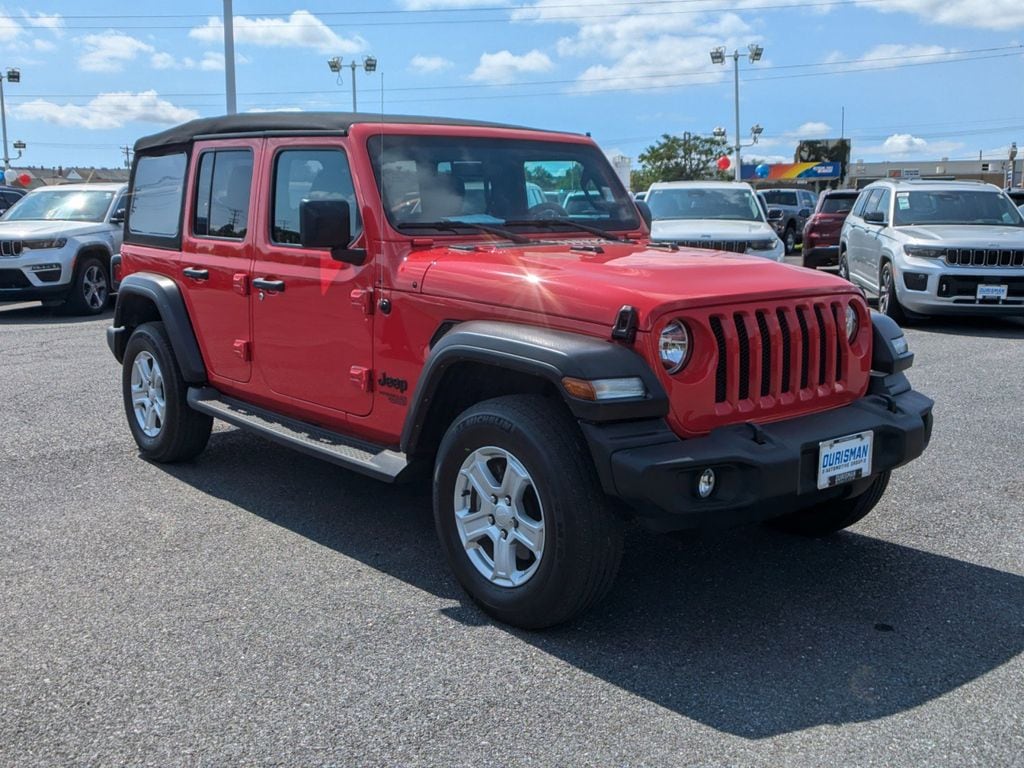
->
(107, 113, 932, 628)
(803, 190, 860, 269)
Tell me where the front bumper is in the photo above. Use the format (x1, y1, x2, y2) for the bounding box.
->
(582, 377, 933, 531)
(893, 257, 1024, 316)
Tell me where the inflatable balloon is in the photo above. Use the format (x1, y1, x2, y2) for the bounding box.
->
(716, 155, 731, 171)
(755, 163, 770, 179)
(18, 173, 31, 186)
(3, 168, 15, 184)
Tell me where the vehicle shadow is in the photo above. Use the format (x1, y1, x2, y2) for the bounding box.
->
(908, 314, 1024, 340)
(0, 302, 113, 325)
(163, 429, 1024, 740)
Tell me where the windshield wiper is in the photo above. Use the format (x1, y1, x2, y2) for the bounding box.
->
(503, 217, 634, 244)
(395, 220, 534, 245)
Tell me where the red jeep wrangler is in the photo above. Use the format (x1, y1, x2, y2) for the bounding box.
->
(107, 113, 933, 628)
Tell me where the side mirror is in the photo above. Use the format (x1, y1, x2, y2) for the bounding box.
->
(109, 213, 125, 226)
(635, 199, 652, 229)
(798, 207, 811, 218)
(864, 210, 887, 225)
(767, 209, 783, 221)
(299, 199, 366, 265)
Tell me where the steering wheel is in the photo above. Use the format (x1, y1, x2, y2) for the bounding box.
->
(526, 202, 569, 220)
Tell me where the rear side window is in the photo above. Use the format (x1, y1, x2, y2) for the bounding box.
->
(820, 195, 856, 214)
(271, 148, 361, 246)
(193, 150, 253, 239)
(128, 152, 187, 244)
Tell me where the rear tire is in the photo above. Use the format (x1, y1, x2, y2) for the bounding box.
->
(768, 472, 890, 536)
(783, 224, 797, 255)
(122, 321, 212, 463)
(433, 395, 624, 629)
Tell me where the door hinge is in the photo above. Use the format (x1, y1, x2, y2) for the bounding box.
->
(350, 287, 374, 315)
(233, 273, 249, 296)
(233, 339, 251, 361)
(349, 365, 373, 392)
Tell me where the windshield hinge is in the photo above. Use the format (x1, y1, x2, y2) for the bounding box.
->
(611, 305, 638, 344)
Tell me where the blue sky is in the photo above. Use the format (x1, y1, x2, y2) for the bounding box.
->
(4, 1, 1022, 170)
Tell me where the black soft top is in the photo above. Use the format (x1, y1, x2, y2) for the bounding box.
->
(134, 111, 559, 153)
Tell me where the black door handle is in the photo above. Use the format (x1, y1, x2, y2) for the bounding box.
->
(183, 267, 209, 280)
(253, 277, 286, 292)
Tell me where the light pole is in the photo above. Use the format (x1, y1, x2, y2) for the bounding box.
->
(0, 67, 20, 171)
(712, 123, 765, 178)
(223, 0, 237, 115)
(710, 44, 763, 181)
(327, 55, 378, 112)
(1008, 141, 1018, 190)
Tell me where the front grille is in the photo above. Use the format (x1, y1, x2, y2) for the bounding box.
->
(0, 268, 30, 289)
(712, 299, 849, 405)
(0, 240, 23, 257)
(943, 248, 1024, 268)
(670, 239, 749, 254)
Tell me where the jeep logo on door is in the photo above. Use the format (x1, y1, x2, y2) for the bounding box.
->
(378, 372, 408, 393)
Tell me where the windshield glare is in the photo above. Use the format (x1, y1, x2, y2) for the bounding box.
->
(647, 187, 762, 222)
(893, 190, 1024, 227)
(3, 190, 114, 222)
(368, 135, 639, 233)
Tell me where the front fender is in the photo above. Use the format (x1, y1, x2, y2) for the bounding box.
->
(400, 320, 668, 455)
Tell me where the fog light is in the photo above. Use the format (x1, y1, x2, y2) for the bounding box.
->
(697, 468, 716, 499)
(903, 272, 928, 291)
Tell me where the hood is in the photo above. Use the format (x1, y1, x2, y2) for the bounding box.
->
(413, 241, 855, 330)
(898, 224, 1024, 246)
(650, 218, 774, 241)
(0, 220, 109, 238)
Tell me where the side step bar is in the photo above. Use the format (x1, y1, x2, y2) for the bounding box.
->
(187, 387, 409, 483)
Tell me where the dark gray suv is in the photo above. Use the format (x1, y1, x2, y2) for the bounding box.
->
(759, 188, 817, 254)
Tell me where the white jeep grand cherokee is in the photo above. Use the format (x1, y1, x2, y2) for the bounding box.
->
(0, 183, 127, 315)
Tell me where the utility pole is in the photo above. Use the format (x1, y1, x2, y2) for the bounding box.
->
(121, 145, 133, 168)
(0, 74, 9, 170)
(223, 0, 237, 115)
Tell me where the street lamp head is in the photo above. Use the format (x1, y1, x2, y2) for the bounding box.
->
(1011, 142, 1018, 161)
(710, 47, 726, 65)
(748, 44, 764, 63)
(327, 57, 342, 73)
(751, 123, 764, 136)
(12, 140, 25, 150)
(363, 55, 377, 73)
(5, 67, 20, 83)
(712, 126, 727, 139)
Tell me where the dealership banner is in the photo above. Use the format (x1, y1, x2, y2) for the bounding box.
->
(741, 161, 842, 181)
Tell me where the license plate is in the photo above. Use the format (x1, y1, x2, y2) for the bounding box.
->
(977, 284, 1008, 300)
(817, 431, 873, 490)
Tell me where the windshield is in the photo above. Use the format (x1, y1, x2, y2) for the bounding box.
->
(646, 187, 763, 222)
(820, 195, 857, 214)
(367, 135, 639, 234)
(892, 190, 1024, 227)
(3, 189, 114, 222)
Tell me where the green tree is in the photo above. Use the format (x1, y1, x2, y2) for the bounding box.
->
(632, 133, 731, 190)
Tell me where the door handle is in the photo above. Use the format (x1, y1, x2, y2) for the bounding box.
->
(183, 267, 209, 280)
(253, 277, 286, 293)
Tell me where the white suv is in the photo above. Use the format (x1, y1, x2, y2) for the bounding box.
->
(0, 183, 127, 315)
(840, 180, 1024, 322)
(645, 180, 784, 261)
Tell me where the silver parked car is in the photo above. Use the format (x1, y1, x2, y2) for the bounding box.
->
(0, 183, 127, 315)
(839, 179, 1024, 321)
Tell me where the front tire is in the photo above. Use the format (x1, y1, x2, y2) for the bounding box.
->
(838, 250, 851, 282)
(433, 395, 624, 629)
(768, 471, 890, 536)
(783, 224, 797, 255)
(122, 321, 212, 463)
(878, 261, 910, 324)
(63, 255, 109, 316)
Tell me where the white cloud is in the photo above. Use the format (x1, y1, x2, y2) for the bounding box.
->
(150, 51, 176, 70)
(409, 54, 453, 73)
(13, 91, 198, 130)
(189, 10, 364, 54)
(852, 133, 965, 159)
(32, 38, 56, 52)
(855, 0, 1024, 30)
(153, 51, 236, 71)
(825, 44, 956, 71)
(792, 121, 832, 138)
(883, 133, 930, 154)
(469, 49, 553, 83)
(23, 11, 64, 35)
(399, 0, 509, 7)
(78, 32, 154, 72)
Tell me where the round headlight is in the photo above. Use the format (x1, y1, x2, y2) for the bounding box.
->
(845, 304, 858, 341)
(659, 320, 691, 374)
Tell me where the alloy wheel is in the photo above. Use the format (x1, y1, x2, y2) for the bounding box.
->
(82, 264, 108, 310)
(879, 266, 892, 314)
(130, 351, 166, 437)
(453, 446, 545, 588)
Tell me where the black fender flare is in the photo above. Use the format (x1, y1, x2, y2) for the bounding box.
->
(400, 320, 668, 455)
(107, 272, 207, 383)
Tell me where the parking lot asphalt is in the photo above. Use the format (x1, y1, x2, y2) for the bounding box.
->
(1, 293, 1023, 767)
